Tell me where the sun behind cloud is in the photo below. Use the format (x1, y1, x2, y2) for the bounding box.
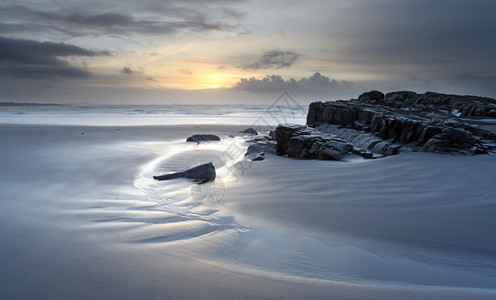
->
(201, 73, 238, 89)
(163, 69, 241, 90)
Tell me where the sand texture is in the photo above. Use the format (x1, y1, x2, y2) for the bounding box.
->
(1, 124, 495, 299)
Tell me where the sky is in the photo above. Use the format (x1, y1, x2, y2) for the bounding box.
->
(1, 0, 495, 104)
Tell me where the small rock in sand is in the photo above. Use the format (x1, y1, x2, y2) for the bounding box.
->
(239, 128, 258, 135)
(186, 134, 221, 142)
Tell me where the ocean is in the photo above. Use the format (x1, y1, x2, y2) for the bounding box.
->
(0, 103, 308, 126)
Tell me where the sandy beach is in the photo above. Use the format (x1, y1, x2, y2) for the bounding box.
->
(1, 123, 495, 299)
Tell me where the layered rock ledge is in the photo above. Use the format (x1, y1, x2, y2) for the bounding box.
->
(275, 91, 496, 160)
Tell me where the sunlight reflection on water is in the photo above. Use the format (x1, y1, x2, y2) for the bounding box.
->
(133, 137, 249, 236)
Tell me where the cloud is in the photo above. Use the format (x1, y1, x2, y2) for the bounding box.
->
(0, 22, 43, 34)
(178, 68, 193, 75)
(450, 72, 496, 96)
(5, 65, 93, 79)
(0, 4, 240, 37)
(121, 67, 135, 75)
(121, 66, 147, 78)
(0, 36, 109, 79)
(0, 36, 108, 64)
(222, 8, 246, 19)
(233, 72, 352, 93)
(329, 0, 496, 65)
(453, 73, 496, 85)
(242, 50, 300, 70)
(70, 12, 133, 28)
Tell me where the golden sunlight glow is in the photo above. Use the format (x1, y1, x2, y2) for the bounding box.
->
(201, 73, 237, 89)
(155, 70, 242, 90)
(90, 43, 251, 90)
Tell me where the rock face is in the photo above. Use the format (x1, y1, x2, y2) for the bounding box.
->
(243, 135, 277, 161)
(306, 91, 496, 155)
(153, 162, 216, 184)
(249, 91, 496, 162)
(244, 144, 265, 161)
(275, 124, 356, 160)
(186, 134, 221, 142)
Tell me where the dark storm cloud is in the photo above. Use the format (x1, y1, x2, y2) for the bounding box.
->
(453, 73, 496, 84)
(0, 36, 108, 64)
(0, 22, 40, 34)
(233, 72, 352, 93)
(69, 12, 133, 28)
(0, 3, 239, 37)
(0, 5, 132, 29)
(66, 12, 235, 35)
(180, 0, 245, 2)
(0, 36, 109, 79)
(334, 0, 496, 64)
(451, 73, 496, 95)
(242, 50, 300, 70)
(222, 8, 246, 19)
(5, 65, 93, 79)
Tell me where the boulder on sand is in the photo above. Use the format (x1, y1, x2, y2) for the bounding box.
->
(186, 134, 221, 142)
(153, 162, 216, 184)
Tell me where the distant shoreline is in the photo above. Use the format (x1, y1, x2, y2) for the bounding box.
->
(0, 102, 65, 107)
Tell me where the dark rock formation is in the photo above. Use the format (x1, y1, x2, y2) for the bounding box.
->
(239, 128, 258, 135)
(153, 162, 216, 184)
(274, 124, 308, 156)
(316, 124, 401, 156)
(186, 134, 221, 142)
(269, 130, 277, 140)
(247, 91, 496, 163)
(274, 124, 355, 160)
(306, 91, 496, 155)
(244, 144, 265, 161)
(243, 135, 277, 161)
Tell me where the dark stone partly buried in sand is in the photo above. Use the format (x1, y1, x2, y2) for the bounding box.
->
(153, 162, 216, 184)
(186, 134, 221, 142)
(239, 128, 258, 135)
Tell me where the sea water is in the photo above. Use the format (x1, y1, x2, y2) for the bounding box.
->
(0, 104, 307, 126)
